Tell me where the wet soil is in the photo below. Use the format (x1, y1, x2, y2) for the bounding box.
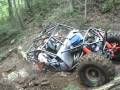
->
(0, 52, 91, 90)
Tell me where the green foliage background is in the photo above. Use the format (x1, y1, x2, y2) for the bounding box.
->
(0, 0, 120, 47)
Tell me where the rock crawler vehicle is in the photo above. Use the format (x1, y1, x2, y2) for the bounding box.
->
(27, 23, 120, 87)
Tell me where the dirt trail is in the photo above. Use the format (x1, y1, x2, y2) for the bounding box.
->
(0, 51, 91, 90)
(0, 49, 120, 90)
(0, 15, 120, 89)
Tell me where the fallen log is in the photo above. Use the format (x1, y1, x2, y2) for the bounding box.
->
(93, 76, 120, 90)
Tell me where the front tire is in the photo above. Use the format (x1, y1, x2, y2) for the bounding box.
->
(78, 53, 116, 87)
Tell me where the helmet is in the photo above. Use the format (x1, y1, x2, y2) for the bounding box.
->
(70, 33, 83, 47)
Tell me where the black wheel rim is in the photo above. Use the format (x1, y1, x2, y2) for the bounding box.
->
(85, 67, 102, 82)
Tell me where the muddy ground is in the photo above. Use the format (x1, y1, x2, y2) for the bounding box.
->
(0, 10, 120, 90)
(1, 31, 120, 90)
(0, 49, 120, 90)
(0, 51, 92, 90)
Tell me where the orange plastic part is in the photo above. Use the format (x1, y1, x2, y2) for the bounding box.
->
(83, 47, 91, 54)
(106, 42, 113, 49)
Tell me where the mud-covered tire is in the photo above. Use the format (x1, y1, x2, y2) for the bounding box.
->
(78, 53, 116, 87)
(107, 31, 120, 44)
(107, 31, 120, 61)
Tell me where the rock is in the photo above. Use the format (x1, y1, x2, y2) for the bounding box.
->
(18, 46, 22, 50)
(28, 82, 34, 87)
(27, 75, 36, 82)
(18, 68, 29, 78)
(21, 83, 28, 89)
(10, 39, 15, 44)
(16, 78, 26, 84)
(4, 65, 16, 73)
(41, 80, 50, 86)
(2, 72, 7, 79)
(18, 88, 24, 90)
(41, 77, 48, 82)
(8, 48, 17, 53)
(57, 72, 67, 77)
(28, 80, 40, 87)
(7, 71, 19, 81)
(40, 77, 50, 86)
(18, 50, 27, 60)
(15, 84, 24, 90)
(33, 80, 40, 86)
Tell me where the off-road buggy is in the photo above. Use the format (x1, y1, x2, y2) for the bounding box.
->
(27, 23, 119, 87)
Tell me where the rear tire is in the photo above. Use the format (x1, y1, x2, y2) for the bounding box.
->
(107, 31, 120, 44)
(78, 53, 116, 87)
(107, 31, 120, 61)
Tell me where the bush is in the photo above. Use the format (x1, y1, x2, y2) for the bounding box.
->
(63, 84, 80, 90)
(99, 0, 113, 13)
(32, 0, 59, 17)
(98, 0, 120, 13)
(0, 23, 19, 47)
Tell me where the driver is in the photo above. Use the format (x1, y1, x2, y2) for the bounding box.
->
(33, 30, 84, 71)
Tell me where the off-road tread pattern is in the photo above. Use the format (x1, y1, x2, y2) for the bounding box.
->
(78, 53, 116, 87)
(107, 31, 120, 43)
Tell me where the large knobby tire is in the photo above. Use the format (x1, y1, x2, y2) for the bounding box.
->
(78, 53, 116, 87)
(107, 31, 120, 61)
(107, 31, 120, 44)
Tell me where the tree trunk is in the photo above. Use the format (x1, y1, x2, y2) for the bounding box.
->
(18, 0, 21, 7)
(25, 0, 32, 11)
(13, 0, 24, 29)
(25, 0, 33, 16)
(7, 0, 14, 20)
(84, 0, 87, 20)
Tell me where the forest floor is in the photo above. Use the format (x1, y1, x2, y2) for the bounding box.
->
(0, 26, 90, 90)
(0, 10, 120, 90)
(0, 51, 90, 90)
(0, 25, 90, 90)
(0, 51, 120, 90)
